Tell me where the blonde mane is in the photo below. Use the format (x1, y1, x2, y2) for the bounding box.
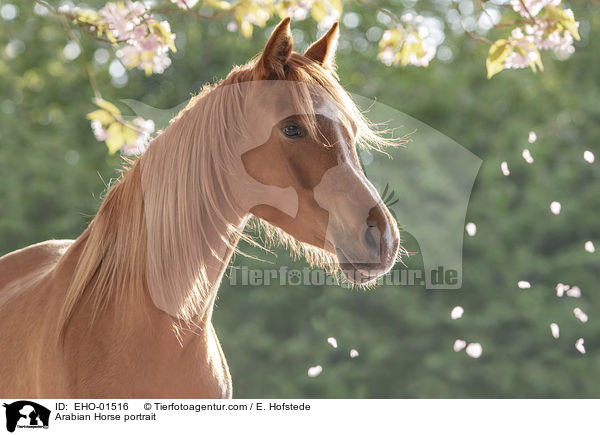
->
(58, 51, 398, 336)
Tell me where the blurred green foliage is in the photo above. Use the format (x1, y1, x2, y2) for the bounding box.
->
(1, 1, 599, 397)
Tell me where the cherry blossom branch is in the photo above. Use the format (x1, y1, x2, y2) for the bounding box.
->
(32, 0, 102, 98)
(353, 0, 402, 26)
(453, 2, 493, 45)
(518, 0, 538, 23)
(494, 19, 535, 28)
(149, 5, 232, 20)
(74, 21, 123, 44)
(465, 30, 493, 44)
(59, 15, 101, 99)
(477, 0, 496, 25)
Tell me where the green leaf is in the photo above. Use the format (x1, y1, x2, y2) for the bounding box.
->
(311, 0, 327, 23)
(545, 6, 580, 40)
(151, 22, 177, 53)
(93, 98, 121, 116)
(105, 122, 125, 154)
(486, 39, 512, 79)
(122, 122, 139, 148)
(381, 183, 389, 200)
(329, 0, 343, 15)
(85, 109, 114, 125)
(240, 21, 253, 38)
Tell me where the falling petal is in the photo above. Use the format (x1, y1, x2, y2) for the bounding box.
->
(465, 222, 477, 237)
(465, 342, 483, 358)
(556, 283, 567, 297)
(501, 161, 510, 176)
(575, 338, 586, 354)
(583, 150, 595, 164)
(528, 131, 537, 143)
(550, 323, 560, 339)
(585, 241, 595, 253)
(522, 149, 534, 164)
(550, 201, 561, 215)
(350, 349, 359, 358)
(566, 286, 581, 298)
(518, 280, 531, 289)
(451, 306, 464, 320)
(327, 337, 338, 349)
(573, 308, 588, 323)
(307, 365, 323, 377)
(453, 339, 466, 352)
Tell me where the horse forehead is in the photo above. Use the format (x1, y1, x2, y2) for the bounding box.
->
(314, 98, 341, 120)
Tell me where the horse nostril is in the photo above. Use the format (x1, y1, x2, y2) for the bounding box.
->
(363, 225, 380, 255)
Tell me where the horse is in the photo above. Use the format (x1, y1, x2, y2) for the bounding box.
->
(0, 18, 400, 398)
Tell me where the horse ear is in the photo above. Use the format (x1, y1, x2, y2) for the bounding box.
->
(304, 22, 339, 69)
(255, 17, 293, 79)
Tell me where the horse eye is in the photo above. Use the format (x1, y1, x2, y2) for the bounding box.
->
(281, 125, 305, 138)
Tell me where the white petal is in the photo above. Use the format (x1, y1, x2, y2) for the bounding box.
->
(566, 286, 581, 298)
(518, 280, 531, 289)
(350, 349, 359, 358)
(451, 306, 464, 320)
(528, 131, 537, 143)
(573, 308, 588, 323)
(453, 339, 466, 352)
(575, 338, 586, 354)
(550, 323, 560, 339)
(465, 342, 483, 358)
(327, 337, 338, 349)
(585, 241, 595, 253)
(522, 149, 534, 164)
(501, 161, 510, 176)
(583, 150, 595, 164)
(465, 222, 477, 237)
(307, 365, 323, 377)
(555, 283, 567, 297)
(550, 201, 561, 215)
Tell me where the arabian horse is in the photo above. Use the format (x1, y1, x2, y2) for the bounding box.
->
(0, 18, 400, 398)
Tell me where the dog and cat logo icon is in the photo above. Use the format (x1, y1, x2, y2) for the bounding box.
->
(2, 401, 50, 432)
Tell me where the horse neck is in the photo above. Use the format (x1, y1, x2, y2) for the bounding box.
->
(136, 102, 248, 323)
(60, 109, 248, 341)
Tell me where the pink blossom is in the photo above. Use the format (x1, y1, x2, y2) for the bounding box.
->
(511, 0, 560, 18)
(282, 1, 311, 20)
(121, 117, 155, 155)
(90, 119, 108, 141)
(170, 0, 199, 9)
(524, 21, 576, 56)
(505, 32, 540, 71)
(379, 47, 395, 67)
(100, 2, 175, 75)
